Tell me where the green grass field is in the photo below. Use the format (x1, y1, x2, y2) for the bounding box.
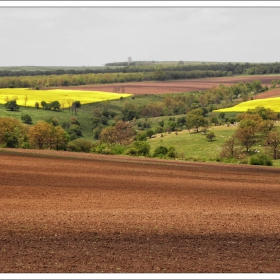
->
(147, 126, 236, 161)
(147, 125, 280, 167)
(215, 97, 280, 113)
(0, 88, 131, 108)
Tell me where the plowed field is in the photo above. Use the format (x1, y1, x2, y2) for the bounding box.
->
(1, 148, 280, 273)
(60, 75, 280, 95)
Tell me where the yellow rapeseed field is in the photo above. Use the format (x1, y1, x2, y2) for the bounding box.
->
(0, 88, 132, 108)
(215, 97, 280, 113)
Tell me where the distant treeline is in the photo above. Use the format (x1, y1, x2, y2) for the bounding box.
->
(1, 62, 280, 89)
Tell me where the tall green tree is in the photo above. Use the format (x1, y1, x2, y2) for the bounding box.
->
(0, 117, 27, 147)
(266, 131, 280, 159)
(186, 108, 208, 132)
(5, 100, 19, 111)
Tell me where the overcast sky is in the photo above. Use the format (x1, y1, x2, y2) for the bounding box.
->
(1, 2, 280, 66)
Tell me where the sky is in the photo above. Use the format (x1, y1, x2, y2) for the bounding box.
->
(1, 1, 280, 66)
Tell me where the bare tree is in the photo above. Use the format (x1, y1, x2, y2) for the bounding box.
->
(24, 95, 28, 106)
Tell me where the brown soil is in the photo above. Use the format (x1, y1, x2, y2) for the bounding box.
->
(254, 88, 280, 99)
(59, 75, 280, 95)
(1, 148, 280, 273)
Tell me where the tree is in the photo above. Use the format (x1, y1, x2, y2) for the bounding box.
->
(67, 138, 94, 153)
(153, 146, 168, 157)
(133, 141, 151, 156)
(186, 108, 208, 132)
(219, 112, 225, 119)
(266, 131, 280, 159)
(50, 100, 61, 111)
(247, 106, 278, 121)
(167, 146, 177, 158)
(250, 153, 273, 166)
(234, 126, 256, 153)
(35, 102, 40, 109)
(99, 120, 135, 145)
(47, 117, 59, 127)
(0, 117, 27, 148)
(52, 125, 69, 150)
(258, 120, 275, 137)
(206, 131, 216, 141)
(5, 100, 19, 111)
(41, 101, 47, 109)
(70, 116, 80, 126)
(28, 121, 68, 150)
(146, 129, 155, 138)
(69, 124, 82, 136)
(71, 101, 81, 115)
(21, 114, 32, 124)
(27, 121, 53, 149)
(219, 136, 242, 159)
(24, 95, 28, 106)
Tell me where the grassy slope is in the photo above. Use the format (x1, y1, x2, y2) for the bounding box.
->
(147, 126, 236, 161)
(0, 94, 162, 140)
(147, 124, 280, 167)
(0, 104, 95, 139)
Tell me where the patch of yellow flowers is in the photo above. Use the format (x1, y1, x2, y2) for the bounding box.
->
(215, 97, 280, 113)
(0, 88, 131, 108)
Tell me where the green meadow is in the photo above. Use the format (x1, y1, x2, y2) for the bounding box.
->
(147, 125, 280, 167)
(0, 88, 131, 108)
(147, 126, 237, 161)
(215, 97, 280, 113)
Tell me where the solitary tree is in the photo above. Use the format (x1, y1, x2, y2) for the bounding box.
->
(71, 101, 82, 115)
(5, 100, 19, 111)
(234, 126, 256, 153)
(266, 131, 280, 159)
(24, 95, 28, 106)
(50, 101, 61, 111)
(186, 108, 208, 133)
(219, 136, 242, 159)
(35, 102, 40, 109)
(206, 131, 216, 141)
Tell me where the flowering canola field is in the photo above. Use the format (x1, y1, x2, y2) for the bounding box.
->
(215, 97, 280, 113)
(0, 88, 131, 108)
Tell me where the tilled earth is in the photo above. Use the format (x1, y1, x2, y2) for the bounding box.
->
(0, 149, 280, 273)
(60, 75, 280, 96)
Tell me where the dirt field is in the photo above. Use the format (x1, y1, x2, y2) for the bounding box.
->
(1, 148, 280, 273)
(60, 75, 280, 96)
(254, 88, 280, 99)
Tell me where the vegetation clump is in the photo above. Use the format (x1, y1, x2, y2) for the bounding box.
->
(250, 153, 273, 166)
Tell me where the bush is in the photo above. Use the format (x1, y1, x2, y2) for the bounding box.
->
(250, 153, 273, 166)
(21, 114, 32, 124)
(135, 132, 147, 141)
(133, 141, 150, 156)
(153, 146, 168, 158)
(6, 135, 19, 148)
(90, 143, 126, 155)
(126, 148, 138, 156)
(20, 142, 31, 149)
(67, 138, 94, 153)
(167, 146, 177, 158)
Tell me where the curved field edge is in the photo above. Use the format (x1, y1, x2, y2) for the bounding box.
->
(1, 148, 279, 171)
